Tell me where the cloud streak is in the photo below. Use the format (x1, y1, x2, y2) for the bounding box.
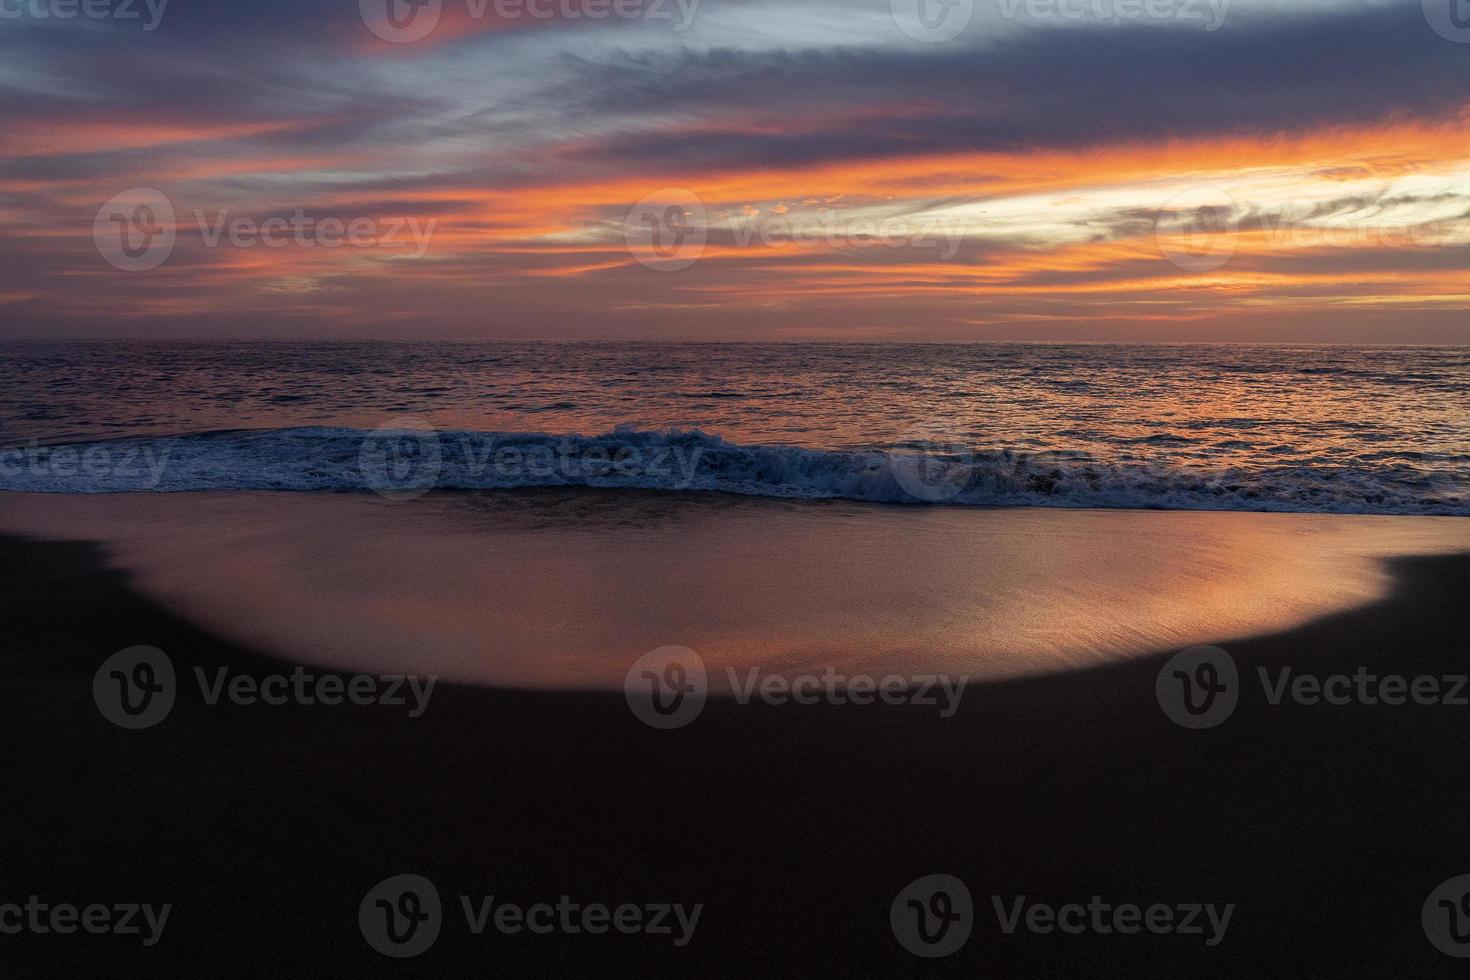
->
(1, 0, 1468, 340)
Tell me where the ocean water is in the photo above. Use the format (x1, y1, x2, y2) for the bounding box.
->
(1, 341, 1467, 515)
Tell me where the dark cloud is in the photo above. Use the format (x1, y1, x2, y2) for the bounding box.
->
(553, 4, 1469, 171)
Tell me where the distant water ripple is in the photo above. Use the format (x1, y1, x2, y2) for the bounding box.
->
(0, 342, 1465, 514)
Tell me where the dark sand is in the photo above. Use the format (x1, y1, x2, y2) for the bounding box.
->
(4, 531, 1470, 976)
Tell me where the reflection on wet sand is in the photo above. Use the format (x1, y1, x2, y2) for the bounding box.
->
(3, 489, 1468, 690)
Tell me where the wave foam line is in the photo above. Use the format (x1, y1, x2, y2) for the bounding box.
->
(0, 426, 1465, 516)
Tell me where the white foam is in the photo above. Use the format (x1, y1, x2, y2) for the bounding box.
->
(1, 426, 1466, 515)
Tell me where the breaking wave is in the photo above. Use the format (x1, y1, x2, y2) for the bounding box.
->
(0, 426, 1466, 516)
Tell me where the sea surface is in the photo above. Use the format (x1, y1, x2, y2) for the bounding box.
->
(1, 341, 1466, 514)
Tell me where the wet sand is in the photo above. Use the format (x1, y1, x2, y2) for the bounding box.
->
(1, 490, 1468, 687)
(3, 495, 1470, 974)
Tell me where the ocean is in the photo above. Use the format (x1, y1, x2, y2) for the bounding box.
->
(2, 341, 1466, 514)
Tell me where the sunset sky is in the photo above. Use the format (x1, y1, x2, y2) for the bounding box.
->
(3, 0, 1469, 341)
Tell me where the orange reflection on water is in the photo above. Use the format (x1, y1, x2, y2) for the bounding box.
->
(3, 490, 1467, 690)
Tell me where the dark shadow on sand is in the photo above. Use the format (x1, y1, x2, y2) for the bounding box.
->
(3, 534, 1468, 976)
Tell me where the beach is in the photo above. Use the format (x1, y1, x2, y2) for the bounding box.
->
(5, 490, 1470, 975)
(9, 0, 1470, 969)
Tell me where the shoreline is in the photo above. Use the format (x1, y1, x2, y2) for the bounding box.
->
(5, 529, 1470, 973)
(4, 490, 1468, 692)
